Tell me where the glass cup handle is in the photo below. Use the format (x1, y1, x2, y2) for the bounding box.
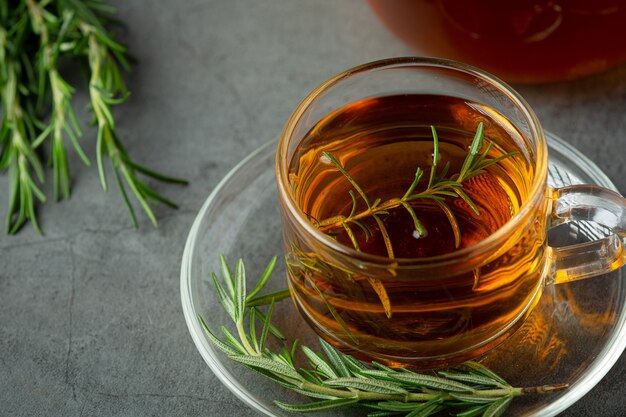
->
(546, 184, 626, 285)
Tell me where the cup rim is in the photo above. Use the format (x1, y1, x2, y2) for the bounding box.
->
(276, 57, 548, 268)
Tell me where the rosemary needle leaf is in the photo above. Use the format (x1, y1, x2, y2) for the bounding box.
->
(360, 369, 397, 380)
(462, 361, 508, 386)
(341, 354, 368, 373)
(129, 161, 189, 185)
(458, 122, 484, 181)
(367, 276, 392, 319)
(219, 255, 236, 298)
(456, 405, 493, 417)
(248, 367, 300, 390)
(454, 188, 480, 216)
(324, 377, 408, 395)
(475, 152, 520, 171)
(342, 222, 360, 251)
(252, 306, 285, 340)
(96, 126, 108, 191)
(367, 412, 401, 417)
(372, 214, 394, 257)
(375, 401, 424, 411)
(258, 299, 276, 351)
(407, 403, 443, 417)
(323, 151, 371, 208)
(289, 339, 300, 365)
(247, 256, 278, 301)
(220, 326, 248, 354)
(482, 396, 513, 417)
(387, 372, 473, 392)
(300, 368, 324, 384)
(403, 167, 423, 199)
(319, 338, 351, 378)
(372, 361, 395, 372)
(274, 398, 360, 413)
(348, 189, 358, 218)
(400, 201, 426, 237)
(469, 122, 485, 156)
(32, 124, 52, 148)
(427, 125, 439, 188)
(120, 165, 157, 226)
(449, 393, 505, 404)
(438, 371, 504, 388)
(112, 167, 138, 227)
(436, 160, 451, 183)
(246, 289, 291, 307)
(435, 200, 461, 248)
(302, 345, 338, 379)
(235, 259, 247, 322)
(352, 219, 372, 241)
(134, 180, 178, 209)
(290, 387, 339, 401)
(230, 354, 303, 381)
(304, 272, 357, 344)
(198, 315, 240, 356)
(210, 272, 236, 321)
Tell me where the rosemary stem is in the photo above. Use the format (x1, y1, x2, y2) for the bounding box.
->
(317, 198, 399, 232)
(295, 381, 565, 403)
(318, 177, 469, 233)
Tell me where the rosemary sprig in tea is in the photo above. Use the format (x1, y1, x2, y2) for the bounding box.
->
(317, 123, 518, 253)
(312, 123, 517, 318)
(200, 256, 568, 417)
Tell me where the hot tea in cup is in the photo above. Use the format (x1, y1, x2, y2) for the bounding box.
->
(276, 58, 626, 369)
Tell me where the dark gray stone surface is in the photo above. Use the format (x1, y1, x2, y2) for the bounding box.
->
(1, 0, 625, 416)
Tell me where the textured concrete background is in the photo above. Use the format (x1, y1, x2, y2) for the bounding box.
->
(1, 1, 625, 416)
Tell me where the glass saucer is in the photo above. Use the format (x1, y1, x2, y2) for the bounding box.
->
(181, 132, 625, 417)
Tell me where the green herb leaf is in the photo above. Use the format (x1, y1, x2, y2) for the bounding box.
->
(274, 397, 359, 413)
(234, 259, 247, 322)
(302, 345, 338, 379)
(324, 377, 408, 395)
(482, 396, 513, 417)
(230, 354, 302, 381)
(387, 372, 473, 393)
(319, 338, 351, 378)
(247, 256, 278, 301)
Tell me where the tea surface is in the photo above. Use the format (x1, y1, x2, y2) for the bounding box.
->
(289, 94, 530, 258)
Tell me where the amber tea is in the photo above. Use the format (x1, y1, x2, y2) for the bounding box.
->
(277, 59, 626, 369)
(282, 94, 547, 367)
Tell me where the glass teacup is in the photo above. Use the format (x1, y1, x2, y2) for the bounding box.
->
(275, 57, 626, 369)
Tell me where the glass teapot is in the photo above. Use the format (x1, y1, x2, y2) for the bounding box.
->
(368, 0, 626, 83)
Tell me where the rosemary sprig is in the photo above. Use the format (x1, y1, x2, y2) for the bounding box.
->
(0, 55, 47, 233)
(317, 123, 517, 253)
(313, 123, 517, 318)
(200, 256, 568, 416)
(79, 20, 187, 226)
(0, 0, 187, 234)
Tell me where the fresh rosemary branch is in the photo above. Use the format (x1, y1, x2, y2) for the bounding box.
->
(200, 256, 568, 417)
(0, 0, 187, 234)
(317, 123, 517, 253)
